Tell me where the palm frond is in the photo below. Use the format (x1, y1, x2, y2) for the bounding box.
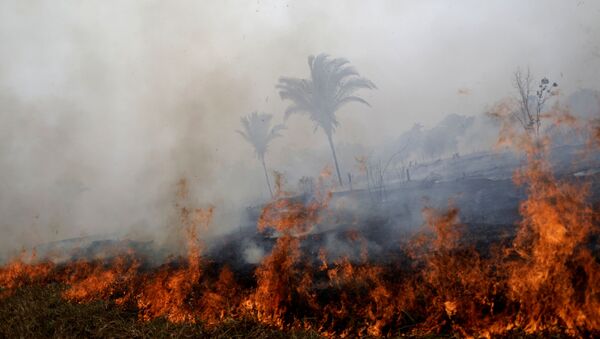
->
(236, 112, 285, 159)
(236, 130, 250, 143)
(277, 54, 376, 136)
(334, 95, 371, 111)
(267, 123, 286, 141)
(284, 105, 310, 120)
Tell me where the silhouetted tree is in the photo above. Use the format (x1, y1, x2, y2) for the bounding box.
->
(277, 54, 376, 186)
(237, 112, 285, 198)
(513, 68, 558, 137)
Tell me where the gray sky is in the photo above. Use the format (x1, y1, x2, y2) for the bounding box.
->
(1, 0, 599, 251)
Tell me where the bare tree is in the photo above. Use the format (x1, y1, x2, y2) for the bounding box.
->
(513, 68, 558, 137)
(237, 112, 285, 198)
(277, 54, 376, 186)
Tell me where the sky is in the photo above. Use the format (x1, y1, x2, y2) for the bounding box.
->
(1, 0, 599, 252)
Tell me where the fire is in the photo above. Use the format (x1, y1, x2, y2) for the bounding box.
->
(243, 169, 333, 329)
(0, 250, 53, 298)
(136, 205, 211, 323)
(62, 256, 139, 304)
(198, 266, 240, 325)
(505, 136, 600, 334)
(1, 113, 599, 337)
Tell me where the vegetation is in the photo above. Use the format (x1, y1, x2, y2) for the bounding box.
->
(277, 54, 376, 186)
(2, 284, 571, 338)
(237, 112, 285, 198)
(512, 68, 558, 136)
(0, 284, 322, 339)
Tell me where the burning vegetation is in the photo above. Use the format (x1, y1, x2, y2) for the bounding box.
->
(1, 112, 599, 338)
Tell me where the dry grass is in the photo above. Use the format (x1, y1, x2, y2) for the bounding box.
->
(0, 284, 572, 338)
(0, 284, 322, 339)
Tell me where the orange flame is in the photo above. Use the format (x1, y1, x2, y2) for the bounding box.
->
(1, 112, 599, 337)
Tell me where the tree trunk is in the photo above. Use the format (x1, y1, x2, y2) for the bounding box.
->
(327, 133, 343, 186)
(261, 157, 274, 198)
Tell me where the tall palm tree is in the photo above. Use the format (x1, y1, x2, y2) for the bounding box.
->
(277, 53, 376, 186)
(237, 112, 285, 198)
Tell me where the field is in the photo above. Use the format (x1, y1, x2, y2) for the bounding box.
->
(1, 284, 575, 338)
(1, 145, 599, 338)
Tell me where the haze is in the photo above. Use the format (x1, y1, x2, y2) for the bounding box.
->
(1, 0, 599, 252)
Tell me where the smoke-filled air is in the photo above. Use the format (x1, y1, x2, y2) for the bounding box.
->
(1, 1, 600, 338)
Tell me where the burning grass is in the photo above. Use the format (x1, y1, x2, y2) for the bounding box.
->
(0, 284, 324, 339)
(1, 119, 600, 338)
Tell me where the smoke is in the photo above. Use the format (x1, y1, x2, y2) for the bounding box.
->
(1, 0, 600, 254)
(242, 241, 266, 264)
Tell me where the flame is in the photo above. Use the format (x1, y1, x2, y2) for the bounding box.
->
(198, 266, 240, 325)
(505, 137, 600, 334)
(62, 255, 139, 304)
(0, 250, 53, 298)
(136, 206, 212, 323)
(1, 113, 599, 337)
(242, 170, 334, 329)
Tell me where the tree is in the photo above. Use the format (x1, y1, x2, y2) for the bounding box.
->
(276, 54, 376, 186)
(237, 112, 285, 198)
(513, 68, 558, 137)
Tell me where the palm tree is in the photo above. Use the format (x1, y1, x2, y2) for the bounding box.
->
(237, 112, 285, 198)
(276, 53, 376, 186)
